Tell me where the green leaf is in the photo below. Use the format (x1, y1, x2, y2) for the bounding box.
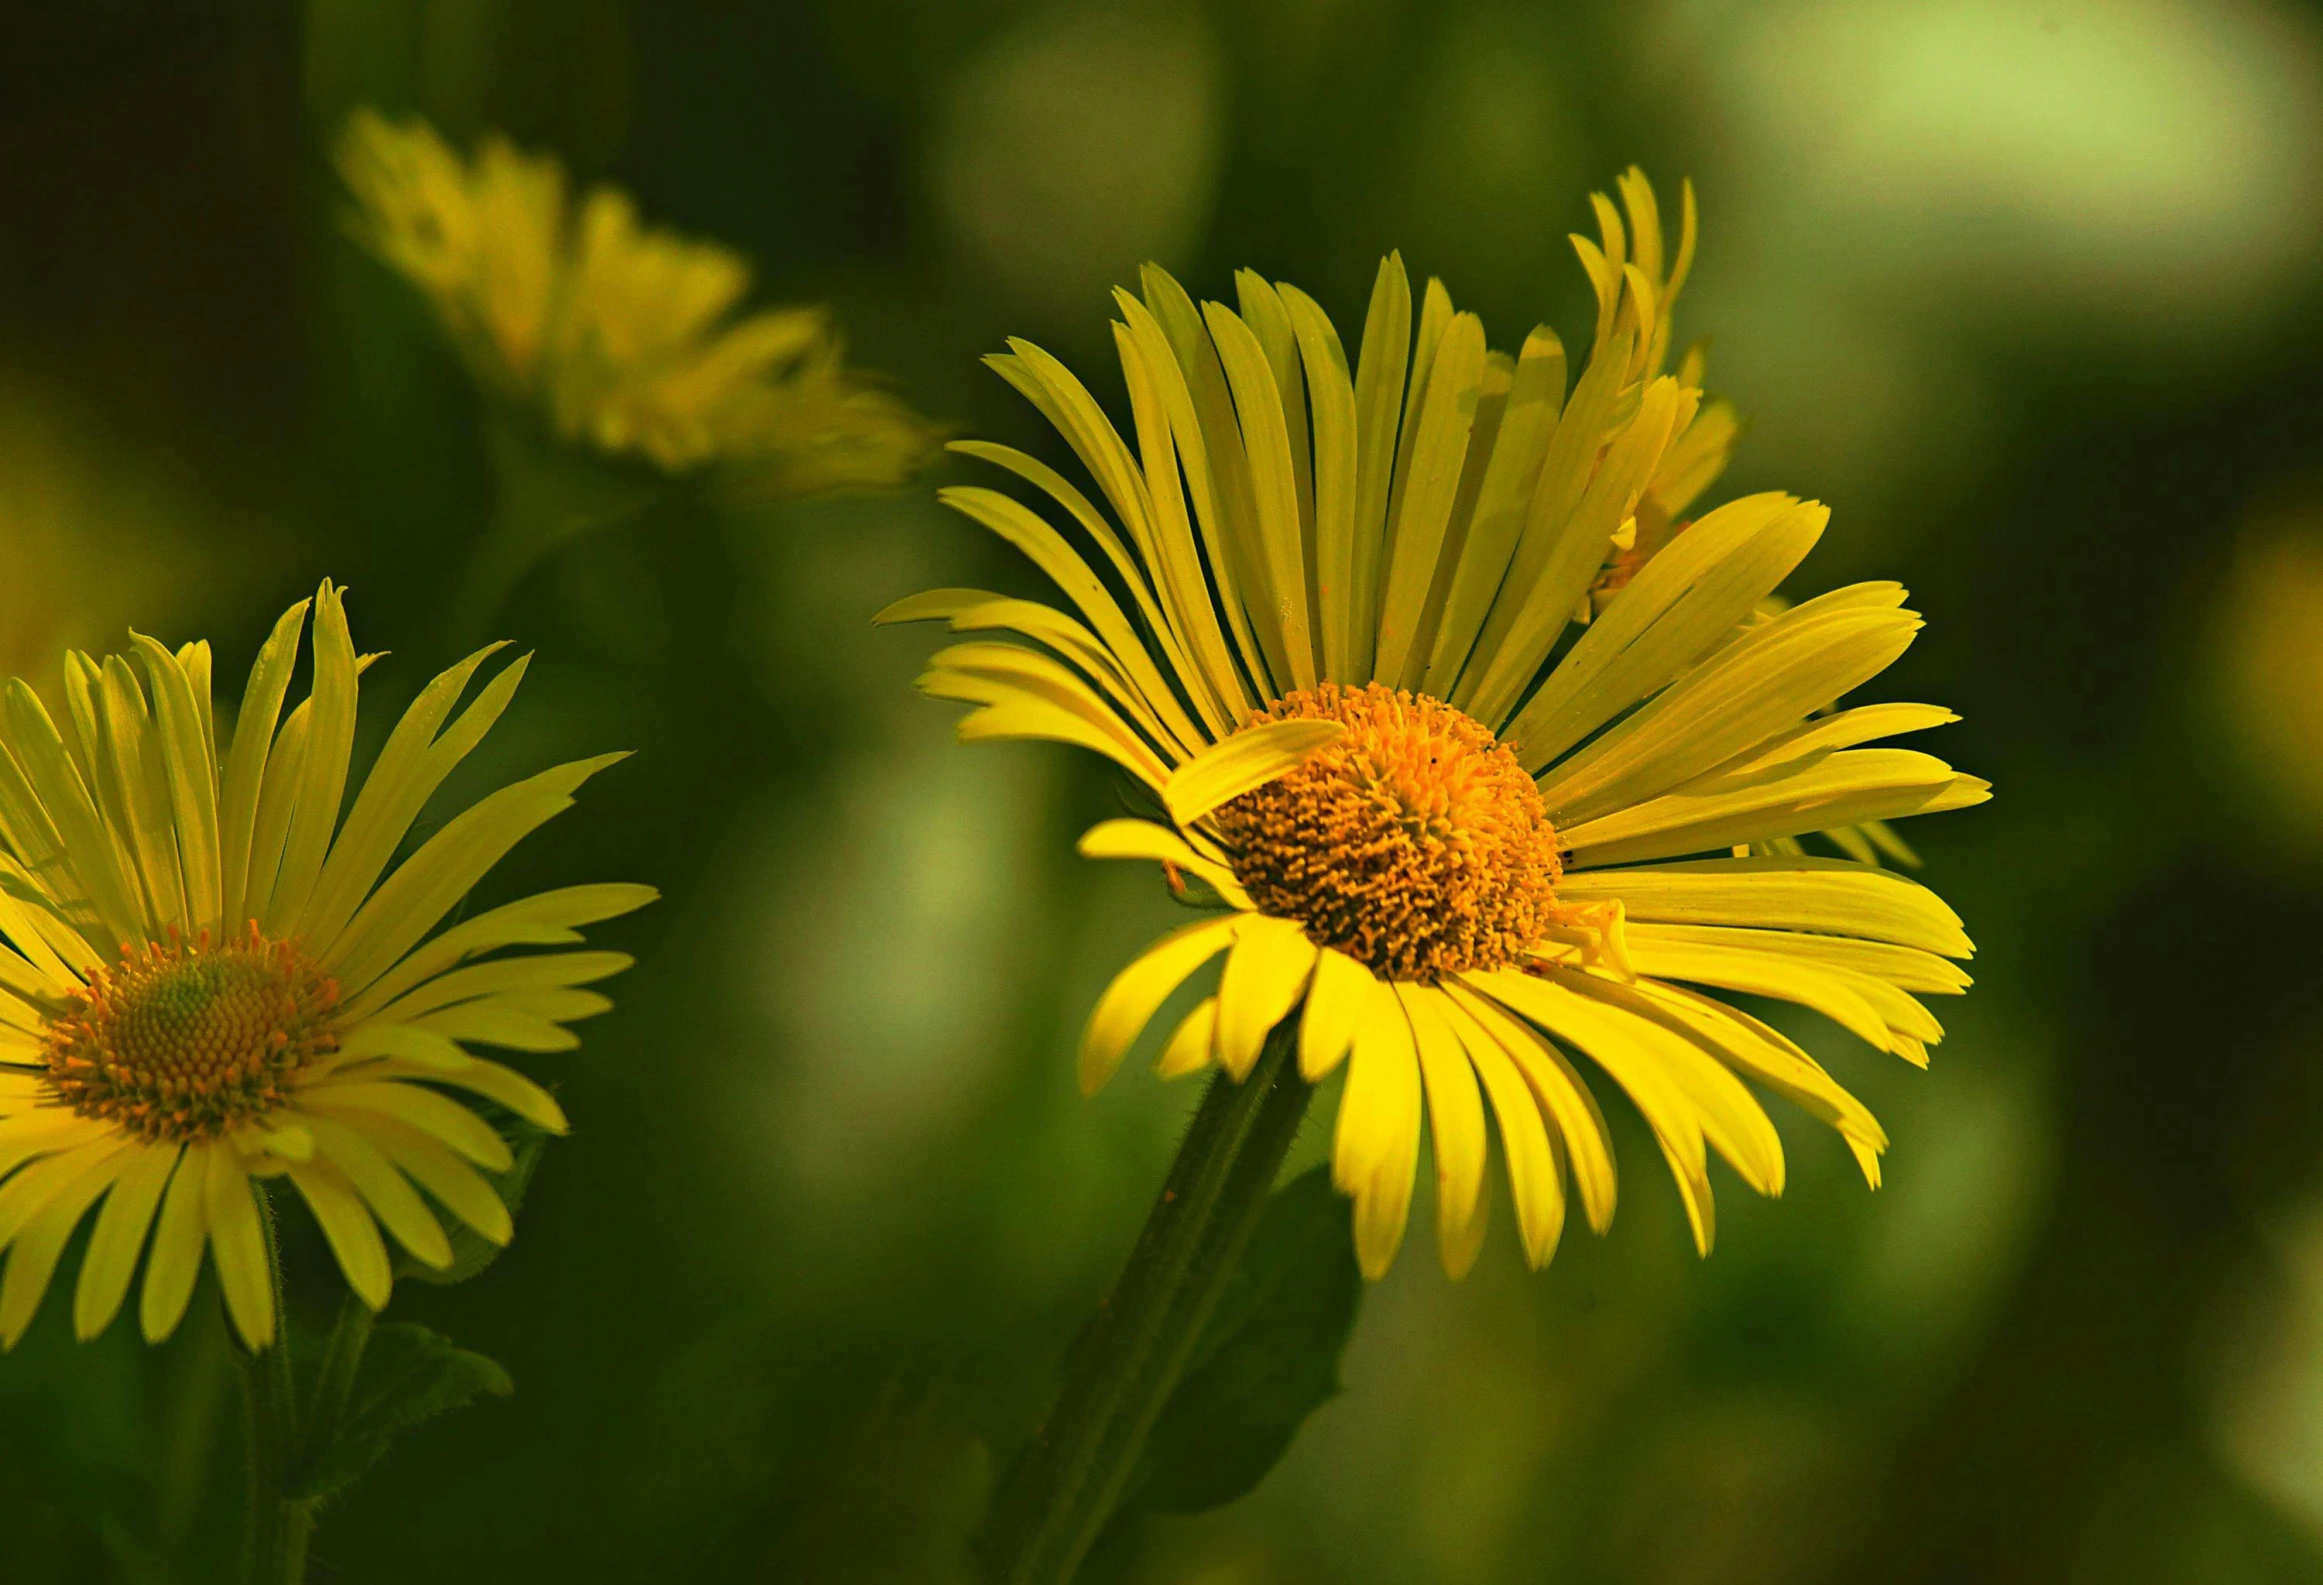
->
(290, 1324, 513, 1501)
(1119, 1164, 1362, 1516)
(399, 1115, 547, 1287)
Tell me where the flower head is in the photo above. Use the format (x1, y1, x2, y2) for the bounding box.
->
(885, 170, 1988, 1279)
(337, 110, 938, 487)
(0, 583, 651, 1348)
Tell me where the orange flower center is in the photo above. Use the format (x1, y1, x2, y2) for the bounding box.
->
(1211, 682, 1563, 982)
(41, 927, 340, 1143)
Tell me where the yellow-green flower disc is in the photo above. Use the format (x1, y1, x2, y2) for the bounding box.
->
(0, 583, 652, 1349)
(887, 169, 1988, 1282)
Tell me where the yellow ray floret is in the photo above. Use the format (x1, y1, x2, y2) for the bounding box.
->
(882, 169, 1987, 1279)
(0, 583, 651, 1349)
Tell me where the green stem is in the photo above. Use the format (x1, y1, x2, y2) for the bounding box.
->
(304, 1289, 376, 1471)
(976, 1023, 1312, 1585)
(442, 416, 665, 641)
(234, 1192, 314, 1585)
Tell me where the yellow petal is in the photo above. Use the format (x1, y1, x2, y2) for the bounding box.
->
(1154, 997, 1219, 1081)
(1401, 986, 1488, 1279)
(1298, 948, 1374, 1081)
(1163, 719, 1345, 828)
(1077, 916, 1238, 1094)
(1333, 978, 1421, 1279)
(1215, 915, 1318, 1082)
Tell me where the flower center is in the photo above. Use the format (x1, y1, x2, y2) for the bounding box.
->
(1211, 682, 1563, 982)
(41, 927, 341, 1143)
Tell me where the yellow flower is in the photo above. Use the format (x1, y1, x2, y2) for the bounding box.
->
(884, 170, 1988, 1280)
(337, 109, 938, 486)
(0, 583, 651, 1349)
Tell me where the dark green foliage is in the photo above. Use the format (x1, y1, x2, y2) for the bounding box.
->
(291, 1325, 514, 1502)
(1120, 1165, 1362, 1517)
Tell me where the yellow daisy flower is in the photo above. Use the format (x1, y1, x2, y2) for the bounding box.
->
(885, 170, 1987, 1280)
(0, 582, 650, 1350)
(336, 109, 937, 487)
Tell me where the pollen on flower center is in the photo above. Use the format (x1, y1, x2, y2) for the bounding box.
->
(1211, 682, 1563, 982)
(41, 926, 341, 1144)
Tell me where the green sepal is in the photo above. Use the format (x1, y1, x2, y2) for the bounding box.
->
(287, 1323, 513, 1501)
(1116, 1164, 1362, 1516)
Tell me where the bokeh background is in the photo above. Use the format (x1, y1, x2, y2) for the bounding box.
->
(5, 0, 2323, 1580)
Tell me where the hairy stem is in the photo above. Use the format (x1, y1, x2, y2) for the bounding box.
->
(976, 1024, 1311, 1585)
(234, 1192, 313, 1585)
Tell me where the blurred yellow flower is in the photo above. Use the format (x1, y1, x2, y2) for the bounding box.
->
(887, 170, 1986, 1280)
(0, 583, 651, 1349)
(2215, 515, 2323, 837)
(338, 110, 938, 489)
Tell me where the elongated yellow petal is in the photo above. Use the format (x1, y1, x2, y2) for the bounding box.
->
(1506, 489, 1824, 768)
(1334, 977, 1421, 1279)
(1216, 915, 1318, 1081)
(1453, 332, 1640, 726)
(1298, 948, 1373, 1081)
(948, 600, 1200, 762)
(1623, 934, 1896, 1053)
(1376, 313, 1487, 689)
(1402, 985, 1488, 1279)
(1278, 283, 1359, 682)
(1538, 603, 1925, 825)
(1163, 719, 1344, 827)
(1154, 997, 1218, 1081)
(1633, 979, 1889, 1186)
(217, 600, 309, 932)
(204, 1145, 275, 1350)
(1076, 819, 1250, 907)
(360, 1116, 513, 1244)
(338, 883, 655, 1025)
(128, 635, 222, 932)
(366, 950, 631, 1030)
(297, 1081, 514, 1171)
(325, 753, 629, 998)
(1441, 991, 1565, 1266)
(300, 645, 526, 955)
(286, 1157, 394, 1311)
(949, 437, 1212, 752)
(871, 588, 1008, 626)
(305, 1113, 451, 1270)
(1562, 749, 1990, 867)
(263, 581, 359, 937)
(1471, 968, 1734, 1253)
(1206, 302, 1318, 689)
(2, 1142, 132, 1347)
(1114, 291, 1268, 711)
(73, 1142, 181, 1341)
(1078, 916, 1239, 1094)
(1423, 325, 1565, 697)
(1556, 856, 1974, 957)
(139, 1142, 212, 1342)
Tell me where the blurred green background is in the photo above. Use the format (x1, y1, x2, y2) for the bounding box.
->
(5, 0, 2323, 1580)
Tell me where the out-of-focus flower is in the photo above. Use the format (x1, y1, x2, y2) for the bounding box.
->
(337, 110, 939, 488)
(885, 170, 1987, 1280)
(2213, 515, 2323, 838)
(0, 582, 651, 1349)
